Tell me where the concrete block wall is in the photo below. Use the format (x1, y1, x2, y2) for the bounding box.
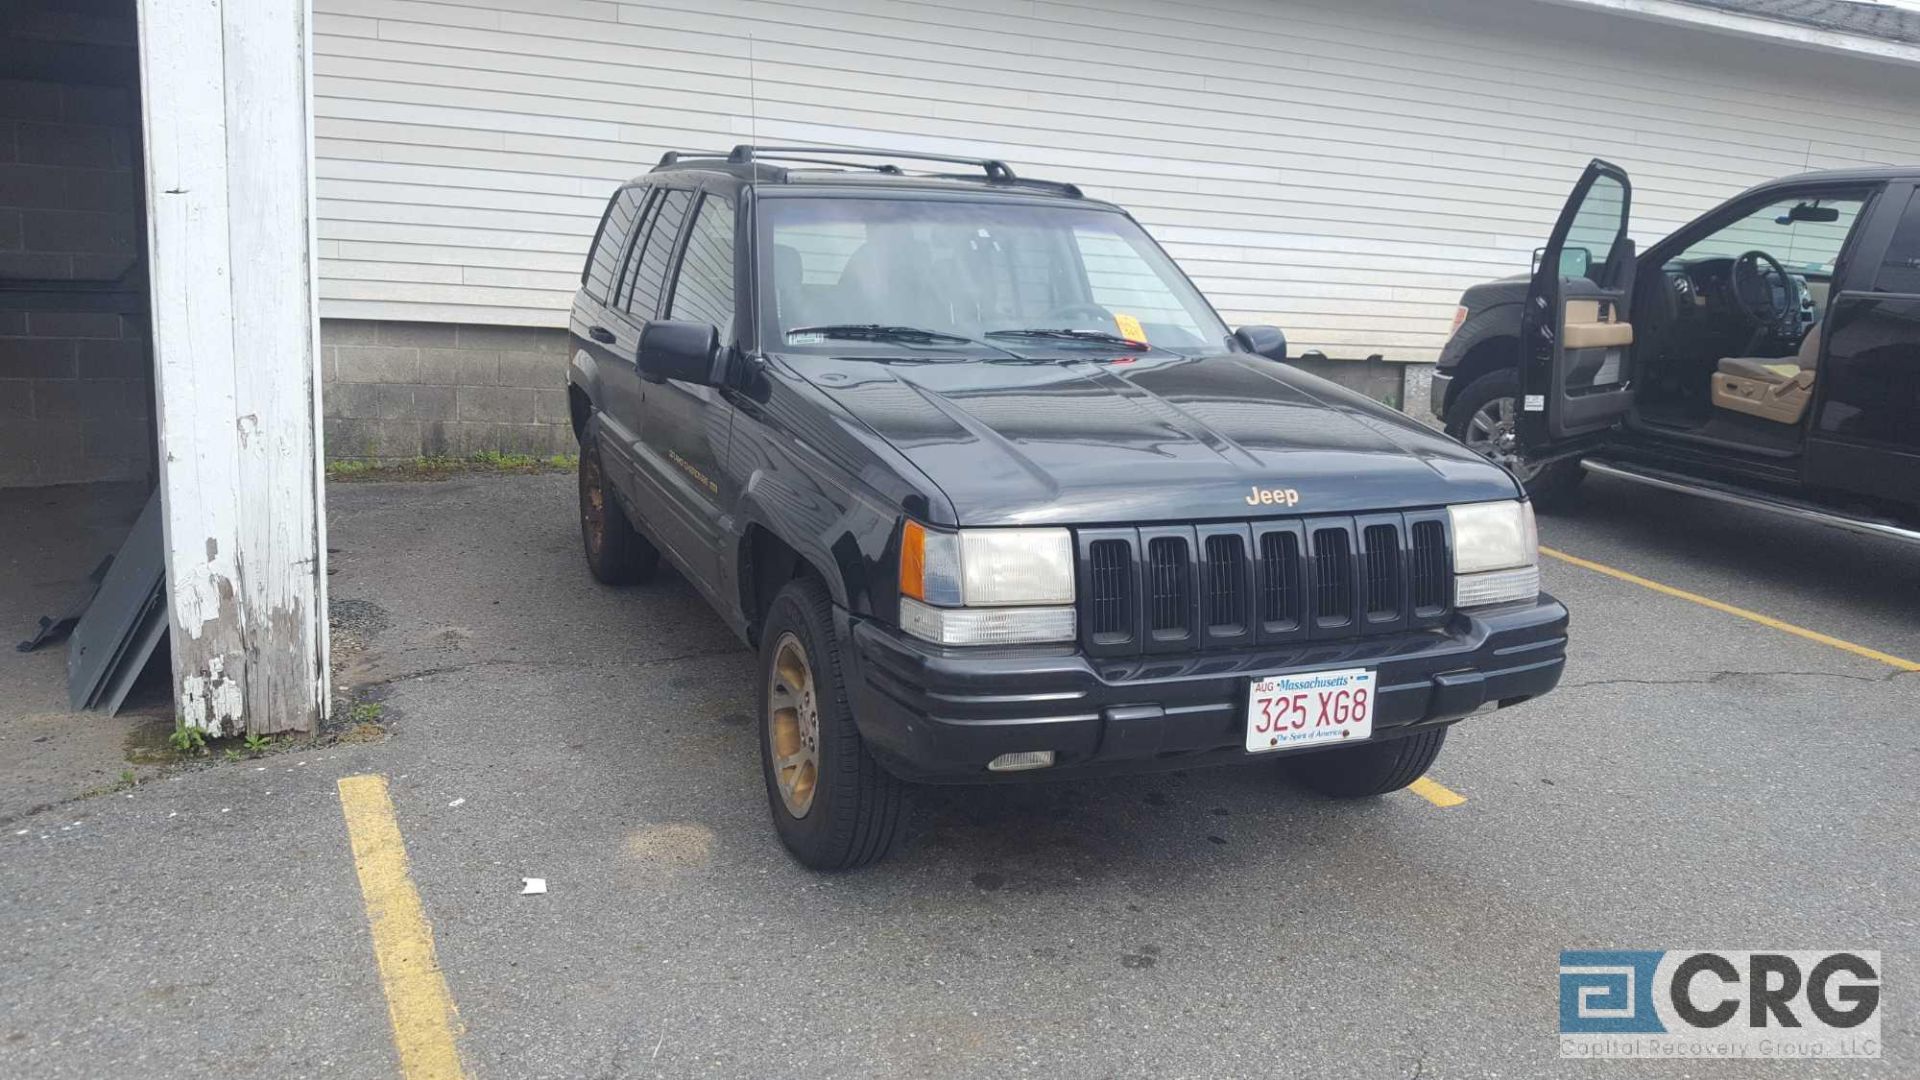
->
(0, 307, 148, 486)
(0, 4, 149, 489)
(0, 83, 139, 283)
(316, 318, 1442, 462)
(320, 319, 574, 462)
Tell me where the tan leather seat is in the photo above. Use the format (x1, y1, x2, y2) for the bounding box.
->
(1712, 323, 1820, 425)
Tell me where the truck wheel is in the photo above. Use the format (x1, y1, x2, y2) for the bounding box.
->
(1284, 727, 1447, 798)
(1445, 369, 1583, 509)
(758, 577, 908, 870)
(578, 434, 659, 585)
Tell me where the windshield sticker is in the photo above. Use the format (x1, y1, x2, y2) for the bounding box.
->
(1113, 313, 1148, 343)
(787, 332, 825, 345)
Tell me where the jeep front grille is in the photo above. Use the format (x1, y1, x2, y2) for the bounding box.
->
(1258, 530, 1301, 632)
(1362, 523, 1400, 619)
(1203, 533, 1246, 634)
(1409, 519, 1450, 615)
(1312, 527, 1353, 628)
(1146, 536, 1192, 638)
(1074, 511, 1452, 657)
(1087, 538, 1133, 643)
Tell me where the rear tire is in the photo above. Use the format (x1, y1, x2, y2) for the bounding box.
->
(1284, 727, 1448, 798)
(578, 431, 659, 586)
(758, 577, 909, 870)
(1444, 369, 1584, 510)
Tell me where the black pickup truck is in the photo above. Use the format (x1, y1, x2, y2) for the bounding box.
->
(1433, 161, 1920, 540)
(568, 145, 1568, 868)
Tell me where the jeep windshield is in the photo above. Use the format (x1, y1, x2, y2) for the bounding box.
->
(757, 196, 1232, 356)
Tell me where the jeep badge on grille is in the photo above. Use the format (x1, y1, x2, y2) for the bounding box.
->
(1245, 485, 1301, 507)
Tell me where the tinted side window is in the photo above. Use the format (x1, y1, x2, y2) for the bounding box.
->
(623, 189, 694, 319)
(612, 190, 660, 313)
(1875, 189, 1920, 294)
(667, 195, 736, 333)
(584, 186, 644, 303)
(1563, 173, 1627, 285)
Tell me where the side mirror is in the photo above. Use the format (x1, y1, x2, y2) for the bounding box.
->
(1233, 325, 1287, 362)
(636, 320, 720, 385)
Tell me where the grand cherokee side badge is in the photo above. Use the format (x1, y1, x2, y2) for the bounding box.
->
(1245, 485, 1301, 507)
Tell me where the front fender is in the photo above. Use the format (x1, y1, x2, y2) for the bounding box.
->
(1438, 302, 1521, 373)
(729, 462, 895, 619)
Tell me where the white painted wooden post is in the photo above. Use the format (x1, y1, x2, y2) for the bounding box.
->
(136, 0, 328, 735)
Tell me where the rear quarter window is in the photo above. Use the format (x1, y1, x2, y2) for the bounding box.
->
(584, 186, 645, 304)
(621, 189, 694, 319)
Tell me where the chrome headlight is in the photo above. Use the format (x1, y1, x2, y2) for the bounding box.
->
(1447, 500, 1538, 607)
(898, 523, 1075, 645)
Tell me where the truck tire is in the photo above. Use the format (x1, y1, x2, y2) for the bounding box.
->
(758, 577, 909, 869)
(1284, 727, 1447, 798)
(1444, 369, 1583, 509)
(577, 433, 660, 585)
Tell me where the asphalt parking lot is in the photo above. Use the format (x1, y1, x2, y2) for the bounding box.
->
(2, 470, 1914, 1080)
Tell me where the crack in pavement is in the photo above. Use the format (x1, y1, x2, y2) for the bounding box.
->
(1563, 668, 1906, 690)
(364, 647, 749, 690)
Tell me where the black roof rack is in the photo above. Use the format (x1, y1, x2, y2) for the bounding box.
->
(651, 144, 1082, 198)
(728, 145, 1016, 182)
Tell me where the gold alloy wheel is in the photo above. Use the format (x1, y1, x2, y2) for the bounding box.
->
(766, 632, 821, 818)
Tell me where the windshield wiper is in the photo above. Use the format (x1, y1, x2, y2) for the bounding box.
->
(787, 324, 973, 345)
(984, 328, 1151, 350)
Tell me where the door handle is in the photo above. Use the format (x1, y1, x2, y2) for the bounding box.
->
(588, 325, 616, 344)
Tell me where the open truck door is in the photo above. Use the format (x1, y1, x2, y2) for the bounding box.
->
(1519, 160, 1637, 449)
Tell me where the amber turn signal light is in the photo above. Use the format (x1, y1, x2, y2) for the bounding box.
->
(899, 519, 928, 601)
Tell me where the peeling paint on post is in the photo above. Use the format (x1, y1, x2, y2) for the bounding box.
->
(138, 0, 329, 735)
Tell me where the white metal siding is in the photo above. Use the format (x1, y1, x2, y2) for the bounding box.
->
(312, 0, 1920, 361)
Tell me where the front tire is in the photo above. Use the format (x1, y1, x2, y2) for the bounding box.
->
(578, 432, 660, 586)
(1444, 369, 1583, 509)
(1284, 727, 1447, 798)
(758, 578, 909, 870)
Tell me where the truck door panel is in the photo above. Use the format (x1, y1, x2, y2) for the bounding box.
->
(1806, 182, 1920, 504)
(1520, 160, 1638, 446)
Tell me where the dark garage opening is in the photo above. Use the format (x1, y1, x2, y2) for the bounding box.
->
(3, 0, 169, 807)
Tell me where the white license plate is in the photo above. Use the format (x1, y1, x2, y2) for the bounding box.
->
(1245, 667, 1376, 754)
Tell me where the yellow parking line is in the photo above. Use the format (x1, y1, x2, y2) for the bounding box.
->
(338, 774, 468, 1080)
(1409, 776, 1467, 808)
(1540, 546, 1920, 672)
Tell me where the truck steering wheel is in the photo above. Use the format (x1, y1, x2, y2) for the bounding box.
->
(1730, 249, 1796, 332)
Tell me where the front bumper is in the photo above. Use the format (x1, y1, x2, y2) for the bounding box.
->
(842, 595, 1568, 783)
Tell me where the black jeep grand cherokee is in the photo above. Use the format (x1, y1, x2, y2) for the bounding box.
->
(567, 145, 1567, 868)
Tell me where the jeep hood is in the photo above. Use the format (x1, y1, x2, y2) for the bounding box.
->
(789, 349, 1519, 527)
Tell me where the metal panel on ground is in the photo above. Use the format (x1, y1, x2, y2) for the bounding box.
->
(66, 491, 165, 711)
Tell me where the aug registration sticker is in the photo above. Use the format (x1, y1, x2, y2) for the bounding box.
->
(1245, 667, 1375, 753)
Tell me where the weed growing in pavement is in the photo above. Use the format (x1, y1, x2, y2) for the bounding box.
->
(243, 732, 272, 756)
(167, 727, 206, 755)
(325, 451, 579, 482)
